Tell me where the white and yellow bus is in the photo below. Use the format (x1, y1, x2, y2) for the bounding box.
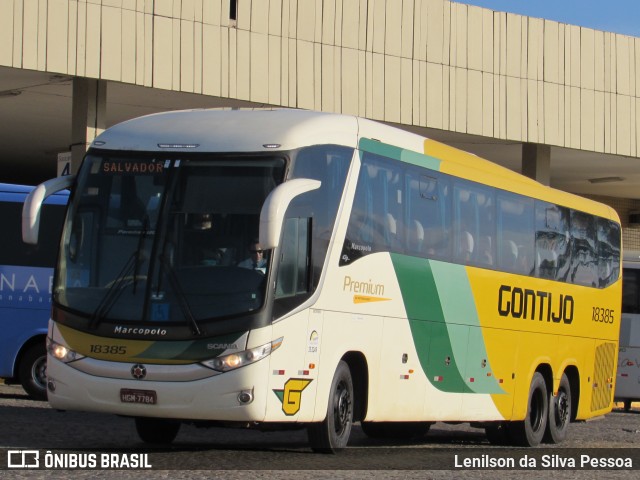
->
(23, 109, 621, 451)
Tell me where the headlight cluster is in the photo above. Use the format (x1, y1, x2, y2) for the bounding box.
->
(201, 337, 283, 372)
(46, 338, 84, 363)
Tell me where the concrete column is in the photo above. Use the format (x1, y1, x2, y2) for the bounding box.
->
(71, 78, 107, 174)
(522, 143, 551, 186)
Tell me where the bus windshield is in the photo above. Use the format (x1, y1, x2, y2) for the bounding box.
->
(55, 153, 286, 326)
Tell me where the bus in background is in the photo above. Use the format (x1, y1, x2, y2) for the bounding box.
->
(23, 109, 621, 450)
(0, 183, 67, 399)
(616, 252, 640, 411)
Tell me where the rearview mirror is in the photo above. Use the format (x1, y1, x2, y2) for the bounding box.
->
(259, 178, 321, 249)
(23, 175, 75, 244)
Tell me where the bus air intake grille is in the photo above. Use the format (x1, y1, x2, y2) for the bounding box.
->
(590, 342, 617, 412)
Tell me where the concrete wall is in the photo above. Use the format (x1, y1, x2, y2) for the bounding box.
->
(1, 0, 639, 157)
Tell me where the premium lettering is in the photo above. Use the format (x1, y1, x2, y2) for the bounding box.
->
(343, 276, 385, 296)
(498, 284, 574, 324)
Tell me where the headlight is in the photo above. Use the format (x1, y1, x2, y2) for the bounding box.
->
(46, 337, 84, 363)
(201, 337, 283, 372)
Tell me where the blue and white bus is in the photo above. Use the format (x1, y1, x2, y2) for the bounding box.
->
(0, 183, 67, 399)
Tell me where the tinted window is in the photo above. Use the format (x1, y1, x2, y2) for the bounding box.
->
(405, 171, 451, 260)
(535, 203, 570, 281)
(0, 201, 65, 268)
(497, 192, 534, 275)
(622, 268, 640, 314)
(569, 210, 597, 287)
(597, 219, 620, 288)
(340, 148, 620, 289)
(453, 181, 495, 266)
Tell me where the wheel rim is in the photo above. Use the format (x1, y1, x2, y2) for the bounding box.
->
(31, 356, 47, 389)
(555, 390, 570, 427)
(333, 380, 352, 436)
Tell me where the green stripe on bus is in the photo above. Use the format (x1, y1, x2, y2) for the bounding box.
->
(391, 253, 471, 393)
(391, 254, 503, 394)
(400, 149, 441, 170)
(430, 262, 503, 394)
(358, 138, 441, 171)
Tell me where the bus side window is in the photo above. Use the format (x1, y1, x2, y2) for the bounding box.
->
(275, 217, 310, 299)
(597, 219, 620, 288)
(535, 202, 570, 282)
(569, 210, 597, 287)
(497, 192, 534, 275)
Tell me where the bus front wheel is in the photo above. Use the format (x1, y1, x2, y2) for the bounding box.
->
(18, 343, 48, 401)
(544, 373, 571, 444)
(510, 372, 548, 447)
(307, 360, 354, 453)
(134, 417, 181, 444)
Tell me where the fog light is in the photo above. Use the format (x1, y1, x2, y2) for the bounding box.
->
(238, 389, 253, 404)
(47, 379, 56, 392)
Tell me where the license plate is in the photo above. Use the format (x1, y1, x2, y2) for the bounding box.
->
(120, 388, 157, 405)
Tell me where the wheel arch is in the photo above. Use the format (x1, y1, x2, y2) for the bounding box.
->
(535, 363, 553, 396)
(563, 365, 580, 422)
(14, 334, 47, 379)
(340, 351, 369, 423)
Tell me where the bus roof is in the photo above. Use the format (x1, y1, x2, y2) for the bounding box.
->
(91, 108, 360, 153)
(91, 108, 618, 222)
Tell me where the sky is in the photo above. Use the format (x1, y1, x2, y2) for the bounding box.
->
(455, 1, 640, 38)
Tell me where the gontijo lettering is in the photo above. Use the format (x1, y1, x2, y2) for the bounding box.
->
(498, 285, 574, 324)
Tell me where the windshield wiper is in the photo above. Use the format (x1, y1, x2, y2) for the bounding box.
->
(89, 254, 136, 329)
(132, 216, 150, 294)
(89, 217, 150, 329)
(159, 254, 203, 336)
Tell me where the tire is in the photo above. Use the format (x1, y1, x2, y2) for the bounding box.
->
(361, 422, 431, 440)
(134, 417, 181, 444)
(18, 343, 48, 401)
(623, 400, 632, 412)
(307, 361, 354, 453)
(484, 422, 512, 446)
(509, 372, 548, 447)
(544, 373, 571, 444)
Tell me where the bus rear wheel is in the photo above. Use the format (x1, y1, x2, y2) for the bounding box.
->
(361, 422, 431, 439)
(510, 372, 548, 446)
(544, 373, 571, 444)
(18, 343, 48, 401)
(134, 417, 181, 444)
(307, 360, 353, 453)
